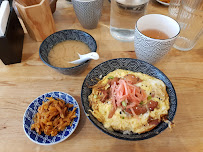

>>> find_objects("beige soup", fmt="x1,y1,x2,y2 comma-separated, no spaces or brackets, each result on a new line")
48,40,91,68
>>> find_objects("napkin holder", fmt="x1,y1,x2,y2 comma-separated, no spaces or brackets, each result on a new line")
15,0,56,42
0,6,24,65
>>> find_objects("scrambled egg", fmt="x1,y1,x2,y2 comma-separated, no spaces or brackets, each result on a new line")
88,69,170,134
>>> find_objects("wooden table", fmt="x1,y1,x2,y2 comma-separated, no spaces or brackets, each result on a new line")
0,0,203,151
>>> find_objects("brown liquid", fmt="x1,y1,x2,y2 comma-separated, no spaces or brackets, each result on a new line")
141,29,169,39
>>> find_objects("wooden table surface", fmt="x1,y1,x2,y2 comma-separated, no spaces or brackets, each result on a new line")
0,0,203,151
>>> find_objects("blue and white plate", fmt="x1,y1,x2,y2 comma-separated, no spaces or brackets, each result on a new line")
23,91,80,145
81,58,177,140
156,0,170,6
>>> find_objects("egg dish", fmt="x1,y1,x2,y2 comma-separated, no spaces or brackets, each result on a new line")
88,69,170,134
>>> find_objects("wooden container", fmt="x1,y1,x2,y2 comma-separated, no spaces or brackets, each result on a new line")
15,0,56,41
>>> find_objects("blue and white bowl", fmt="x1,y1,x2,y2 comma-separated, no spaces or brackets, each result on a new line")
81,58,177,140
39,29,97,75
23,91,80,145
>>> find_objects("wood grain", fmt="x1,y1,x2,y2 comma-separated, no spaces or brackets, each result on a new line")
15,0,56,41
0,0,203,152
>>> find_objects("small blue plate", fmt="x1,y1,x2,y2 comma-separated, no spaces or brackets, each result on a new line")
23,91,80,145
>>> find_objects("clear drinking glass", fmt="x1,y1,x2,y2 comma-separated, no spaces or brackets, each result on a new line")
110,0,149,42
173,0,203,51
168,0,181,19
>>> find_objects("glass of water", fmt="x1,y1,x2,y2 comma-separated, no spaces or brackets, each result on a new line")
173,0,203,51
168,0,182,19
110,0,149,42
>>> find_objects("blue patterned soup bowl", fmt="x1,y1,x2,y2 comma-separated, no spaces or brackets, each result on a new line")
39,29,97,75
81,58,177,140
23,92,80,145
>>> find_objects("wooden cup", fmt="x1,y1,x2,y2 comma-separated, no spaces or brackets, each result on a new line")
15,0,56,41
